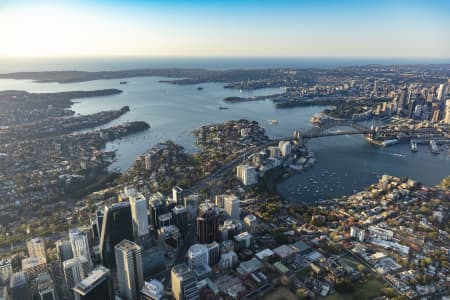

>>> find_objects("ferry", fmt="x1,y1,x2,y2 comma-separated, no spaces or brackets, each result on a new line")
381,139,399,147
429,140,440,154
410,140,418,152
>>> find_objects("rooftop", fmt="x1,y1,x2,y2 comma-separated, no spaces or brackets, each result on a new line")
73,266,110,295
115,239,141,252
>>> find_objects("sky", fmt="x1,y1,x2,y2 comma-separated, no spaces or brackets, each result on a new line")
0,0,449,58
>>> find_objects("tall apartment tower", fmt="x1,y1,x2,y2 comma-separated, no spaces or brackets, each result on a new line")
437,83,447,102
69,228,92,267
114,240,144,300
99,202,134,269
223,195,240,220
73,266,114,300
172,186,184,205
171,264,199,300
445,99,450,124
149,196,165,230
196,202,220,244
236,165,257,186
129,192,150,238
26,237,47,263
56,240,73,262
172,205,188,234
63,256,91,293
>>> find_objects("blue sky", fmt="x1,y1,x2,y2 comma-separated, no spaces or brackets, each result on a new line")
0,0,449,57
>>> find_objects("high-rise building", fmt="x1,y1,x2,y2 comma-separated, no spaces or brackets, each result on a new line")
158,225,182,250
63,256,91,293
278,141,292,157
431,109,441,123
69,228,92,267
214,194,225,208
36,273,56,300
0,258,12,285
243,214,257,233
223,195,240,220
21,256,46,280
114,240,144,300
184,194,199,222
158,213,173,228
73,266,113,300
129,191,150,238
236,165,257,186
9,271,32,300
26,237,46,263
187,244,209,269
234,232,252,248
171,264,199,300
196,202,220,244
149,194,165,230
445,99,450,124
397,87,408,115
172,205,188,234
172,186,184,205
91,209,104,241
56,240,73,263
207,242,220,266
219,251,238,270
140,279,164,300
268,146,281,158
99,202,134,269
437,83,447,101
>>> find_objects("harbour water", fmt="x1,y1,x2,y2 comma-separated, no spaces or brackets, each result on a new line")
0,58,449,203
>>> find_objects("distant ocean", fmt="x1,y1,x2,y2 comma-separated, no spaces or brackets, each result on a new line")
1,57,450,73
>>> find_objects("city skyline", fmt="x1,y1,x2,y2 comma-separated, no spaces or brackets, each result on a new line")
1,0,450,58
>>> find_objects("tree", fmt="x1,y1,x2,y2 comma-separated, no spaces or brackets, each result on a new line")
356,264,366,273
440,175,450,189
381,287,397,298
296,288,310,300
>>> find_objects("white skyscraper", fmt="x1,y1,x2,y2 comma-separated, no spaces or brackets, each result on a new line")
236,165,258,186
278,141,292,157
224,195,240,220
69,228,92,267
115,240,144,300
63,256,90,292
444,99,450,124
437,83,447,101
129,191,150,238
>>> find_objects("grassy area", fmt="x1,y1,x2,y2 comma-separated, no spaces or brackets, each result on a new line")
263,287,297,300
324,278,385,300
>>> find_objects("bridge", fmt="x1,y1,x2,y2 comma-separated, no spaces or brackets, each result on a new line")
190,119,447,194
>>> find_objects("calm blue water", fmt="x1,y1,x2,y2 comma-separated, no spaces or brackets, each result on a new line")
0,57,448,203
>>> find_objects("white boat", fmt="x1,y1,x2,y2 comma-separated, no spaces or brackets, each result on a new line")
268,119,279,125
429,140,440,154
410,140,418,152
